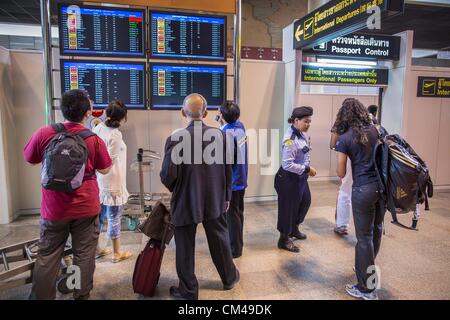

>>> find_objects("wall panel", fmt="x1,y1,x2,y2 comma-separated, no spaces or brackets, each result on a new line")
436,98,450,186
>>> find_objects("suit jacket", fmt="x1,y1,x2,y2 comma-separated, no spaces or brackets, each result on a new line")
160,120,232,227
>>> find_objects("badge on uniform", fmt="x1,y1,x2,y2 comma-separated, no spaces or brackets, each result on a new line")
283,139,294,146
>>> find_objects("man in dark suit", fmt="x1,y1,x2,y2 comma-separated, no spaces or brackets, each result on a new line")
160,93,240,300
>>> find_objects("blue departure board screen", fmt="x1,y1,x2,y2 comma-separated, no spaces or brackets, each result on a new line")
150,63,226,109
61,60,146,109
58,4,145,57
150,11,226,61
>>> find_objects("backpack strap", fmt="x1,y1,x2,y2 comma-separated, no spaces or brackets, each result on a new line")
427,177,433,198
374,124,383,140
424,194,430,211
52,123,66,133
77,129,97,178
77,129,96,140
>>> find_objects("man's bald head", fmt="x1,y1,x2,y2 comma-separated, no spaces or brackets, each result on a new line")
182,93,207,120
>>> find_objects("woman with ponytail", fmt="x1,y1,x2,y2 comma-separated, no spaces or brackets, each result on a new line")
274,106,316,253
93,100,132,263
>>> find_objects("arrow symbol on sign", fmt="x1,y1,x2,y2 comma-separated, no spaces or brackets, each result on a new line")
295,25,303,41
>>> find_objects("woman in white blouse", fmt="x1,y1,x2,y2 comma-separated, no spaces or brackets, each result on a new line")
93,100,131,263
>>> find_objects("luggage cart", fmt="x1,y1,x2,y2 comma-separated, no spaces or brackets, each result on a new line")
0,238,73,294
124,148,170,231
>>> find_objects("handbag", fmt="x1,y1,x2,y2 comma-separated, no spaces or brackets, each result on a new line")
137,201,174,244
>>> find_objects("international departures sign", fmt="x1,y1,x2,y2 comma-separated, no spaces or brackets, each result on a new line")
293,0,404,50
417,77,450,98
301,64,389,86
302,33,401,60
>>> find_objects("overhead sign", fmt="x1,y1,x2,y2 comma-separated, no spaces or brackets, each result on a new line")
301,64,389,86
303,33,400,60
293,0,404,50
417,77,450,98
437,51,450,60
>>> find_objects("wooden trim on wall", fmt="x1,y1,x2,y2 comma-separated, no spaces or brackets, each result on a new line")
85,0,236,13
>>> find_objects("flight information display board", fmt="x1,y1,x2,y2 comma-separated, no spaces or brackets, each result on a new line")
150,63,226,109
61,60,146,109
59,4,145,57
150,11,226,61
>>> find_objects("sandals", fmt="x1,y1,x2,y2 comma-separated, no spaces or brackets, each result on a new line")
112,251,132,263
95,248,112,259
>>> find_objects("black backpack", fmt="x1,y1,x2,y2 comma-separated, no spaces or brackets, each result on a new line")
373,130,433,230
41,123,96,192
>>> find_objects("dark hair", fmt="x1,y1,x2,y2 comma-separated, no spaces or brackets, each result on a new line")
220,100,240,124
334,98,372,144
368,105,378,117
105,100,127,128
287,106,313,124
61,90,91,123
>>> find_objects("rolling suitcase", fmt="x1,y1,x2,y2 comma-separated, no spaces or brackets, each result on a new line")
132,239,163,297
132,206,172,297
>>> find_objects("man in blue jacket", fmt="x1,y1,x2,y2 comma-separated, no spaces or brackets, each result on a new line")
217,101,248,258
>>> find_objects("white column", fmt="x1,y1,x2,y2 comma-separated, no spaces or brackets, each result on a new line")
0,47,14,224
380,30,414,135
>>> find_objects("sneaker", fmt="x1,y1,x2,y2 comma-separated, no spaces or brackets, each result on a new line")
345,284,379,300
334,226,348,235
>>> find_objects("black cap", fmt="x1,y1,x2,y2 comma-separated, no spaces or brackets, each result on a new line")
288,106,313,123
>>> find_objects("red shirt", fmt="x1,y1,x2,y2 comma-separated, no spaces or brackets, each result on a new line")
23,122,112,221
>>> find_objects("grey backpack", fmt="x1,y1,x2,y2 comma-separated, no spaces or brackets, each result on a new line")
41,123,96,192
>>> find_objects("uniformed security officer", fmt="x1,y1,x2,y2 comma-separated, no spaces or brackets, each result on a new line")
274,106,317,253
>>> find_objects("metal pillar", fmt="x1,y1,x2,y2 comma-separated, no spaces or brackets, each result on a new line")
233,0,241,106
40,0,54,124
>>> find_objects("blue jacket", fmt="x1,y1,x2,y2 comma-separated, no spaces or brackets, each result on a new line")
222,120,248,191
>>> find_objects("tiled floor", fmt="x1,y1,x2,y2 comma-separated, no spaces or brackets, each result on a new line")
1,181,449,300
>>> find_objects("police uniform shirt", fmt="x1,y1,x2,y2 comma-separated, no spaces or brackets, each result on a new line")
281,125,311,175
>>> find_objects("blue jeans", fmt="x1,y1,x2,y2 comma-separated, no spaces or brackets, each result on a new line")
99,205,123,240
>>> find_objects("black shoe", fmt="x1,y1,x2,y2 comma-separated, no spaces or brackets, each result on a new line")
223,269,240,290
278,238,300,253
289,229,307,240
232,252,242,259
169,286,197,300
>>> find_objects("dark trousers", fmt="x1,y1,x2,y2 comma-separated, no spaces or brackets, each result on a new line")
226,190,245,257
174,213,237,299
352,181,386,292
275,168,311,234
30,215,99,300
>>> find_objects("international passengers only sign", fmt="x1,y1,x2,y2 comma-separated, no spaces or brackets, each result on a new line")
301,64,389,86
